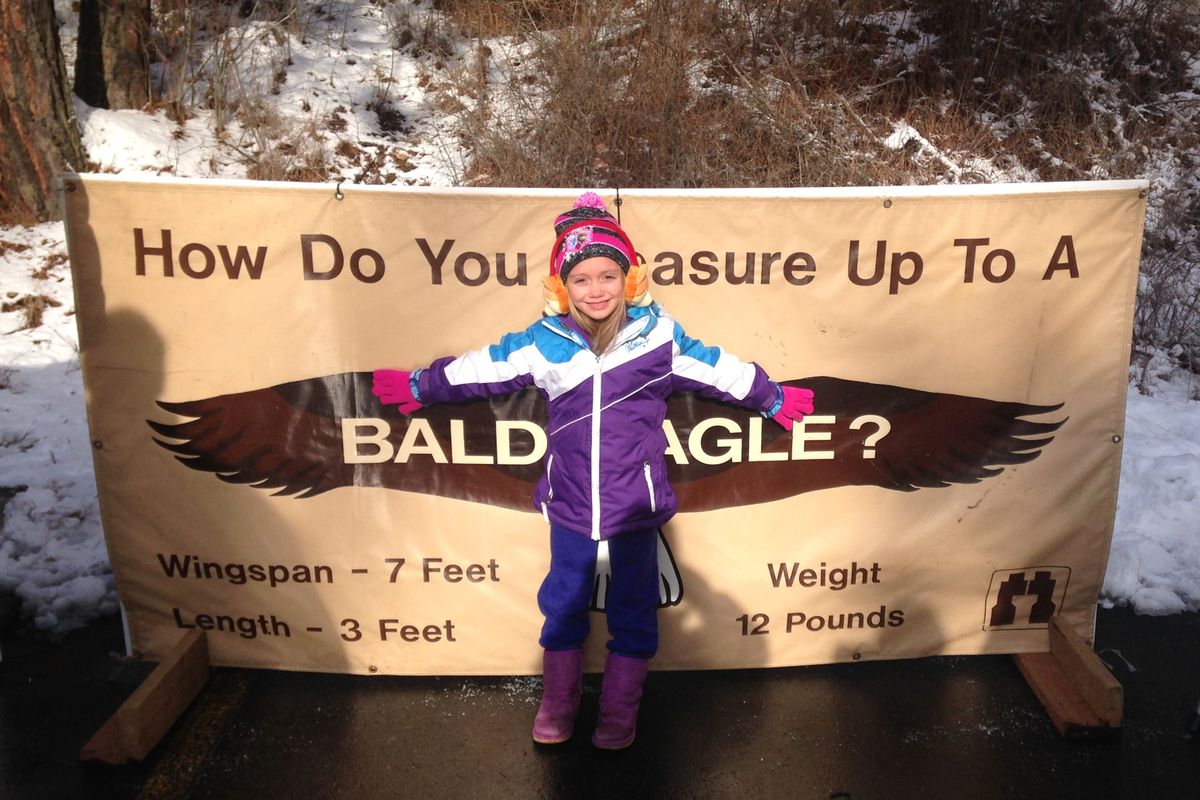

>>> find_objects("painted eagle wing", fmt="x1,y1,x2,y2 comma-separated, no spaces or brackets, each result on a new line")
148,372,540,509
149,374,358,498
149,373,1064,511
671,375,1065,511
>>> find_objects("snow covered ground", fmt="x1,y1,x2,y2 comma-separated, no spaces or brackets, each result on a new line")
1,0,1198,633
1105,374,1200,614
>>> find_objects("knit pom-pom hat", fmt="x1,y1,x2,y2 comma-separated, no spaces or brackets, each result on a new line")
543,191,652,316
550,191,637,279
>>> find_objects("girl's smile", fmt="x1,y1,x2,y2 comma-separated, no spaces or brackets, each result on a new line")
566,256,624,321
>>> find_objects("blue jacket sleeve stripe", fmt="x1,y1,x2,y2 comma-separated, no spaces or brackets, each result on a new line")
420,326,539,404
672,326,757,399
671,322,777,411
420,319,593,404
672,326,723,367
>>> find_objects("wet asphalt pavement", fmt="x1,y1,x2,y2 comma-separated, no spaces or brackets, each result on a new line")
1,605,1197,800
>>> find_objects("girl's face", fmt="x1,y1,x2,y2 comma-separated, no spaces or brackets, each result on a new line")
566,256,624,322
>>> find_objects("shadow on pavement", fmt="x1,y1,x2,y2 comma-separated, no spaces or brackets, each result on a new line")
1,606,1197,800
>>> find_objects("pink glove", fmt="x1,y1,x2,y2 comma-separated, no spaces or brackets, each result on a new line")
372,369,422,415
771,385,815,431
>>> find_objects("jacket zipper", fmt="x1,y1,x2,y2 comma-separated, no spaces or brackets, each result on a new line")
590,353,603,540
541,453,555,522
643,460,657,513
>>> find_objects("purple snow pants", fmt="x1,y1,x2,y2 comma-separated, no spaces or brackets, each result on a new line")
537,524,659,659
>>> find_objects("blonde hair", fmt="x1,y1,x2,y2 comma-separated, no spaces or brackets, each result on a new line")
568,298,625,355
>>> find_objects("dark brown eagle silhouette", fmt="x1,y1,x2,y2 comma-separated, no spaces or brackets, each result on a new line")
147,373,1065,512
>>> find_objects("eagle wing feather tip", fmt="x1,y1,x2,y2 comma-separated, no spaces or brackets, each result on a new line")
152,437,194,455
155,399,202,417
147,420,187,439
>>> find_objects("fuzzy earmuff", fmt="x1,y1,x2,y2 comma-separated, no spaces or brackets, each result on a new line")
542,274,570,317
625,263,652,308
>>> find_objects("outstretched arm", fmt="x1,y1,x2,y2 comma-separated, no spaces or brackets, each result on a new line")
374,323,542,414
671,323,814,428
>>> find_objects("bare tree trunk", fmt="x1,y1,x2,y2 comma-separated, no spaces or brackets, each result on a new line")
0,0,86,224
75,0,150,109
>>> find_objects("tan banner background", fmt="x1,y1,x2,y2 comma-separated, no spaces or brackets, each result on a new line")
61,176,1146,675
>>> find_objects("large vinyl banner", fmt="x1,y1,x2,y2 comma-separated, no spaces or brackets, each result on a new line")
61,176,1147,675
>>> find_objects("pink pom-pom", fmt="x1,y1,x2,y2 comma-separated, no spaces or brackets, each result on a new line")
574,191,607,210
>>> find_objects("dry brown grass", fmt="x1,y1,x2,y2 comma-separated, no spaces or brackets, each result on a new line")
437,0,604,36
437,0,1197,191
2,294,62,331
448,0,925,188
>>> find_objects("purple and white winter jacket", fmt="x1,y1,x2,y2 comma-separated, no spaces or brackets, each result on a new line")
414,304,781,541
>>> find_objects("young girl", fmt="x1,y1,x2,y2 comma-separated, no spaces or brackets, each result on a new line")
373,192,814,749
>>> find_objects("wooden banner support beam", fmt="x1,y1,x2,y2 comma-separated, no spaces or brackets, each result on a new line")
80,629,210,764
1014,615,1123,741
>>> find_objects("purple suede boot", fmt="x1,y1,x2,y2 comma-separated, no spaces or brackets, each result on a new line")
532,649,584,744
591,653,649,750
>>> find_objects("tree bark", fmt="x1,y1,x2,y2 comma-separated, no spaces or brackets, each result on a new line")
75,0,150,110
0,0,87,223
